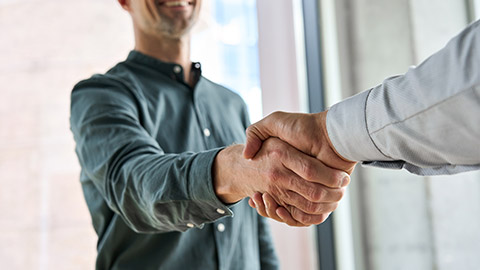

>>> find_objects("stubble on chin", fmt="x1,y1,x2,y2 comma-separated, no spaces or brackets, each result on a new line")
153,9,198,39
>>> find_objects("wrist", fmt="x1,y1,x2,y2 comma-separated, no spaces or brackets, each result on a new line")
212,145,246,203
317,110,357,173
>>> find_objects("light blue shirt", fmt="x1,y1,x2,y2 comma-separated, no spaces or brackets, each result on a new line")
327,19,480,175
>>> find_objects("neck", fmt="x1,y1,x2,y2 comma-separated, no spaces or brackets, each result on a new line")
134,28,194,86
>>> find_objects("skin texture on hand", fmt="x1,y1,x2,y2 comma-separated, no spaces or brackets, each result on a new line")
243,110,357,226
244,111,356,173
213,138,349,225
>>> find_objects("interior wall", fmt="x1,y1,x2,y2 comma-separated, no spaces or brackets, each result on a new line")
0,1,133,269
0,0,317,269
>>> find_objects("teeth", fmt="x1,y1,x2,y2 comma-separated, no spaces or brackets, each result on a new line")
164,1,189,7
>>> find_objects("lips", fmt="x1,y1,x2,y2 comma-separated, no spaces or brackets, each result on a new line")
159,1,193,7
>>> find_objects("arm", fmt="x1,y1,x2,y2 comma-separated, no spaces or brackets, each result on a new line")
243,20,480,225
71,79,347,232
213,139,349,226
245,19,480,175
327,19,480,175
71,80,229,233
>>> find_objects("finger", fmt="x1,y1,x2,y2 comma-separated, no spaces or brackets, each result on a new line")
276,206,308,227
280,190,341,214
248,197,256,208
281,144,350,188
262,193,284,223
244,124,265,159
252,193,268,217
243,112,284,159
275,170,346,203
286,205,332,225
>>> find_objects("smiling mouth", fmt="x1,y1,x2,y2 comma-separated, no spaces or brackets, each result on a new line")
160,1,193,7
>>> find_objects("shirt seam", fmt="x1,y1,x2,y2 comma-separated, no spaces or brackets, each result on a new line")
364,88,393,160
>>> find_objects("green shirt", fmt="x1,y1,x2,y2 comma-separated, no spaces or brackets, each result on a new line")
70,51,278,270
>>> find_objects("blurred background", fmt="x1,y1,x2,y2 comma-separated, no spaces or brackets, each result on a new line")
1,0,479,269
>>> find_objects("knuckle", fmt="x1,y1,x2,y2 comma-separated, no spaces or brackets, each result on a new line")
292,208,310,224
334,171,347,188
335,188,346,201
309,187,324,202
307,202,322,214
271,111,283,118
266,168,281,183
305,201,316,213
287,177,298,191
302,161,316,180
268,147,283,160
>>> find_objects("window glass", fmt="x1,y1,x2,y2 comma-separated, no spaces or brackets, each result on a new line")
191,0,263,123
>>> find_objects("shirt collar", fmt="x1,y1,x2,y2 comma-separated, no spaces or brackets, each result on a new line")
126,50,202,86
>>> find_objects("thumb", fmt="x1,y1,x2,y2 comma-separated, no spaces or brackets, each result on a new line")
243,124,266,159
243,112,284,159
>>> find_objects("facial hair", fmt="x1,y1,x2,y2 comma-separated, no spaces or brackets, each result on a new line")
154,7,199,39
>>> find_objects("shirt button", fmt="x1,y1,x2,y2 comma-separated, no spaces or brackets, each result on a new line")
194,63,201,69
217,223,225,232
203,128,211,137
187,223,195,228
216,208,226,215
173,65,182,74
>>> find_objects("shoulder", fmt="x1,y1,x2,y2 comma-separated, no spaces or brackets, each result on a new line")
70,63,143,115
73,62,134,93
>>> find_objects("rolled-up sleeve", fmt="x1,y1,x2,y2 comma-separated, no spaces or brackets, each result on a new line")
70,79,232,233
327,19,480,175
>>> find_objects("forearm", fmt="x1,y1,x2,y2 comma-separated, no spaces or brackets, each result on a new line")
72,87,231,233
327,19,480,174
78,136,231,232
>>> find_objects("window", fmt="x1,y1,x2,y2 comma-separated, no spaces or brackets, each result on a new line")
192,0,263,123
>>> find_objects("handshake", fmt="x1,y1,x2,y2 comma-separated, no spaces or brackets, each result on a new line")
213,110,357,227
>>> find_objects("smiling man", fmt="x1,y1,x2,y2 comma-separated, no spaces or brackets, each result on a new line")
70,0,347,269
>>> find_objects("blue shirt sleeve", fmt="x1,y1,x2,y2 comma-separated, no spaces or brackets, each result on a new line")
70,79,232,233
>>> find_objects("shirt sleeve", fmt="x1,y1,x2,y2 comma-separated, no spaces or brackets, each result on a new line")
70,78,232,233
257,216,279,270
326,19,480,176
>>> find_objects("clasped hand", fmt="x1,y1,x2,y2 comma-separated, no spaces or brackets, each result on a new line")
242,111,357,226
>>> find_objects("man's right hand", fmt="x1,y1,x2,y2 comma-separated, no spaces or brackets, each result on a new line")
242,111,357,226
244,110,356,174
213,138,350,226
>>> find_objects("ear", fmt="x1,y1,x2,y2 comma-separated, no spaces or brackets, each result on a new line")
117,0,131,11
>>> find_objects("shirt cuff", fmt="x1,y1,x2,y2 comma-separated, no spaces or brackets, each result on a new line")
326,89,390,162
188,148,234,224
